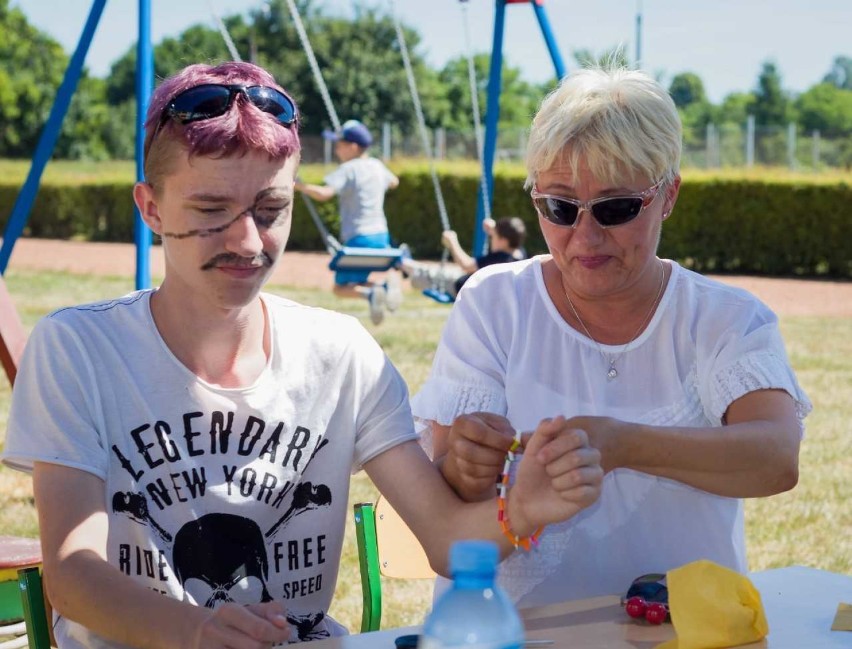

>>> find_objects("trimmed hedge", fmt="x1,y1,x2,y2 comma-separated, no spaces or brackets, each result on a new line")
0,182,135,242
1,170,850,277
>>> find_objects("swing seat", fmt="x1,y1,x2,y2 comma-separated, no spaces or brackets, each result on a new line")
421,288,455,304
328,247,406,273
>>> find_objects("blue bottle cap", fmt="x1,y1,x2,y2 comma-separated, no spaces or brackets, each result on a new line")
449,540,499,577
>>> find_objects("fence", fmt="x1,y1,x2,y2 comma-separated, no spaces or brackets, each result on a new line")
682,119,852,171
300,120,852,171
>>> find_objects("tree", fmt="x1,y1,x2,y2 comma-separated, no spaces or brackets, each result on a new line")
105,22,245,106
717,92,755,125
752,61,790,126
0,0,109,159
795,83,852,137
823,55,852,91
246,1,443,135
436,54,543,132
668,72,706,109
54,76,113,160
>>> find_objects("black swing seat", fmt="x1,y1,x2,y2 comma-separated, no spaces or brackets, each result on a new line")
328,246,406,273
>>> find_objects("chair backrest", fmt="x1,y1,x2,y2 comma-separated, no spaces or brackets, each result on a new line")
17,567,51,649
353,497,435,633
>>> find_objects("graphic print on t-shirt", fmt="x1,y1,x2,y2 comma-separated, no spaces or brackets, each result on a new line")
109,409,334,641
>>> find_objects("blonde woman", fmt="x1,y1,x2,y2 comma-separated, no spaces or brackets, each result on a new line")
413,66,811,606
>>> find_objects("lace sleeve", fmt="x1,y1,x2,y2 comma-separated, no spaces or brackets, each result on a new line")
412,377,506,429
705,350,812,430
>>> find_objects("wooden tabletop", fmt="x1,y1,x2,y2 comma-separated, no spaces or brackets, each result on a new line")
298,566,852,648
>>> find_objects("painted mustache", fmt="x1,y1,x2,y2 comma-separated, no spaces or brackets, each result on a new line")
201,253,272,271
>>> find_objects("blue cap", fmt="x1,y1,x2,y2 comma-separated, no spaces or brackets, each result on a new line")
449,540,498,577
322,119,373,147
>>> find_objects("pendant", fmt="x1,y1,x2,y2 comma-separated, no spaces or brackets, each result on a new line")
607,365,618,381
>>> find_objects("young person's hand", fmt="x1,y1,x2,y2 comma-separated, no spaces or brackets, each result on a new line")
440,230,460,250
508,416,603,535
192,601,290,649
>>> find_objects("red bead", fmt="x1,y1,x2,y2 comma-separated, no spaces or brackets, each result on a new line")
624,597,646,619
645,603,668,625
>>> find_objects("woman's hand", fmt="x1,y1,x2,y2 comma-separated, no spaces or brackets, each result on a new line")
438,412,517,502
563,415,627,473
191,601,290,649
509,417,604,536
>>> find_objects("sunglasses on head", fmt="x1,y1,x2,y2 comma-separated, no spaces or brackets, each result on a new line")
531,179,664,229
146,84,297,156
164,83,297,126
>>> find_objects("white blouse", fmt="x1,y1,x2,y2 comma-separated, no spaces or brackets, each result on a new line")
412,257,811,607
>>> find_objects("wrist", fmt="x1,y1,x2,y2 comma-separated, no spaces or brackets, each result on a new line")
180,604,213,649
501,488,543,551
497,433,543,550
613,421,645,471
505,487,535,537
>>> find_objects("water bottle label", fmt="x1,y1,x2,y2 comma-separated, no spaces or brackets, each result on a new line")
418,639,522,649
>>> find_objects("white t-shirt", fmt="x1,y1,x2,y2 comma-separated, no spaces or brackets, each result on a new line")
324,157,395,242
2,290,417,646
412,257,811,608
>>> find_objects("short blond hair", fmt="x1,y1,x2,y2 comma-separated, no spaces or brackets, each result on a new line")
525,67,681,189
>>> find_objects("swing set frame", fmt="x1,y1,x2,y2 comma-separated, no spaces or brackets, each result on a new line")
0,0,567,308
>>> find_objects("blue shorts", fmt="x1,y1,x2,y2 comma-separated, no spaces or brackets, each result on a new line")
335,232,392,285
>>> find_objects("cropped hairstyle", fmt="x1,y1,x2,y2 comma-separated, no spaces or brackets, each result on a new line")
494,217,527,250
525,67,681,189
143,62,300,188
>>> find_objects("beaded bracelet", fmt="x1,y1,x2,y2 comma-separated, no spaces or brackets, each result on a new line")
496,431,544,551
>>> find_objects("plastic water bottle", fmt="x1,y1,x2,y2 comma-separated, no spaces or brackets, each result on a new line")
419,540,524,649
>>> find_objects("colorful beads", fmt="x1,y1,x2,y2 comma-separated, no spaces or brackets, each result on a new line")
497,430,543,551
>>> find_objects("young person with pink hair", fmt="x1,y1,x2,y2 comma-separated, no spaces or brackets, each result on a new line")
2,61,604,648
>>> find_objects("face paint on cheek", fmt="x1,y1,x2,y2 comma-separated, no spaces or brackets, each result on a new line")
162,212,245,240
163,194,292,240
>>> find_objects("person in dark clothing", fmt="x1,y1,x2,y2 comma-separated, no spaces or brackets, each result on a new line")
403,216,527,299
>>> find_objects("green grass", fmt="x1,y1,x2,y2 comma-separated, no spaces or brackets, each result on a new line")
0,269,849,633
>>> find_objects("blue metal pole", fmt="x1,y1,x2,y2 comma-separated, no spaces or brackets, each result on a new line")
0,0,108,275
135,0,153,290
531,1,566,79
473,0,507,257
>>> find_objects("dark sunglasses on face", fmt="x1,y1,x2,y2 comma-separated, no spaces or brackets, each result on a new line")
531,179,665,229
146,84,297,157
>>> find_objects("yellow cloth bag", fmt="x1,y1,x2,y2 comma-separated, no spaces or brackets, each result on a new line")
656,559,769,649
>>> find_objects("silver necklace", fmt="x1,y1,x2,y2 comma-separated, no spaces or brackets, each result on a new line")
564,260,666,381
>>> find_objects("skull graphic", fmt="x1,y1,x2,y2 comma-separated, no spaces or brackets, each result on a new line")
173,513,274,608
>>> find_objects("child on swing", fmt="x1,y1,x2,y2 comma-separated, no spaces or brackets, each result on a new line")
295,120,402,324
401,216,527,300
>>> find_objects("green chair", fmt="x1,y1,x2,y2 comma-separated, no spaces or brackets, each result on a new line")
13,501,431,644
353,497,435,633
16,568,50,649
0,536,42,649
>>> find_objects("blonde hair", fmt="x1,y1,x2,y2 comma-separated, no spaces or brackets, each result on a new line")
525,67,681,189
